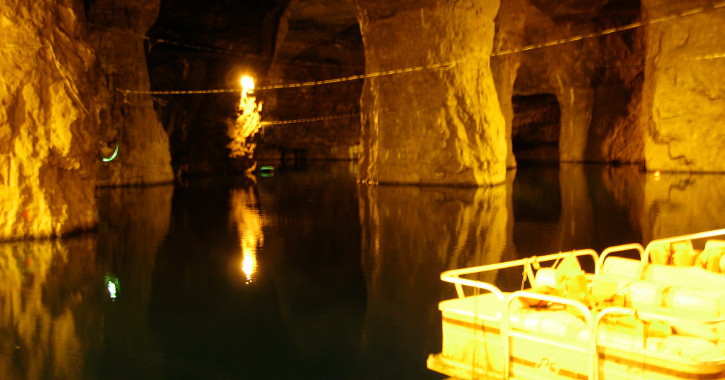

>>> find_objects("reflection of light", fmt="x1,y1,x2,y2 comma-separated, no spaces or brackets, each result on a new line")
231,187,263,284
104,274,120,300
259,166,274,178
241,248,257,284
103,144,119,162
654,170,661,181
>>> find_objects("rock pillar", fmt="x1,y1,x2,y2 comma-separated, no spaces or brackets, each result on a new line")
641,0,725,172
88,0,173,185
353,0,507,186
491,0,526,169
0,0,98,240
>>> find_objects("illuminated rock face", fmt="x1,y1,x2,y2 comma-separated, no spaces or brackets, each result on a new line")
0,0,98,240
505,0,644,165
353,0,507,186
87,0,173,185
641,0,725,172
491,0,527,168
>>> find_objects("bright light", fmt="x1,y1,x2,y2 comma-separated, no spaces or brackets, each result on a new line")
240,76,255,93
104,274,120,300
653,170,661,181
107,282,117,299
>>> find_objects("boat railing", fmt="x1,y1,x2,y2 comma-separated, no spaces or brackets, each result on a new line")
639,228,725,278
595,243,644,275
503,291,598,380
441,249,599,299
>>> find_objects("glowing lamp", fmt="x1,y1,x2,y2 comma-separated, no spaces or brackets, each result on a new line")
240,76,255,93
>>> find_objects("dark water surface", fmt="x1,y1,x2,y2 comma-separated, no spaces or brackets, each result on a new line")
1,162,723,379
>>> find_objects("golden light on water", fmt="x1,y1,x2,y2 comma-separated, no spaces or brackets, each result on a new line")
230,187,263,284
241,248,257,284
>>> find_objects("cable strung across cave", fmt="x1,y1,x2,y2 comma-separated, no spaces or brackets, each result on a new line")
260,113,358,126
117,1,725,97
116,58,462,96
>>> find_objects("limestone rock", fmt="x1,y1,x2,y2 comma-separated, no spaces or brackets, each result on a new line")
501,0,643,164
641,0,725,172
353,0,507,186
87,0,173,185
146,1,286,176
492,0,527,168
258,0,363,162
0,0,98,240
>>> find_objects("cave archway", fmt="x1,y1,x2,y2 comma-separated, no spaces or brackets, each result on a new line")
511,93,561,163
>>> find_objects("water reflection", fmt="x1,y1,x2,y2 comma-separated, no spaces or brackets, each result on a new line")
0,236,98,380
0,184,173,380
229,186,263,284
357,183,512,379
0,163,721,379
641,171,725,240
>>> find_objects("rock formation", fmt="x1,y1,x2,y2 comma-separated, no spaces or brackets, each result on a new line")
640,0,725,172
257,0,363,162
146,1,286,176
0,0,98,240
86,0,173,186
353,0,507,186
491,0,527,168
501,0,644,165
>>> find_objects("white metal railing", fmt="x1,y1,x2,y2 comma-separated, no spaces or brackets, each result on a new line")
639,228,725,279
596,243,644,276
436,229,725,380
441,249,599,299
503,291,597,380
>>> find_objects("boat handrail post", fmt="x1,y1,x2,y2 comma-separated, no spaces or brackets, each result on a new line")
596,243,644,275
503,291,595,380
440,274,505,300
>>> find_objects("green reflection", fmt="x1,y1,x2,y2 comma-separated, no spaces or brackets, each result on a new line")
104,274,121,300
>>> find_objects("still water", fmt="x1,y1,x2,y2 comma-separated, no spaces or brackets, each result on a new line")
1,162,723,379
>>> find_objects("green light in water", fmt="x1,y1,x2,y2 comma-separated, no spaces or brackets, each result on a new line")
104,274,121,300
103,145,119,162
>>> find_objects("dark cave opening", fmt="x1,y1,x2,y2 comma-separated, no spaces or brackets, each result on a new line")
512,93,561,163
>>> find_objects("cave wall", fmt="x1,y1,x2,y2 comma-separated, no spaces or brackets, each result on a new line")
641,0,725,172
491,0,527,168
146,0,287,176
505,0,644,165
0,0,98,240
258,0,364,162
353,0,507,186
87,0,173,186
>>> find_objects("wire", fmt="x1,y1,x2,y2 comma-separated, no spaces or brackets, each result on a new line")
116,2,725,96
117,58,461,96
260,113,358,126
